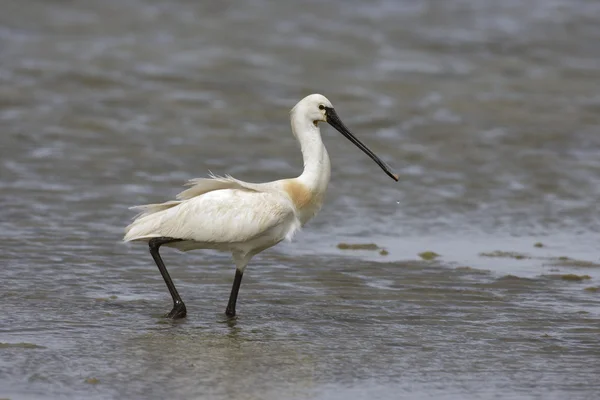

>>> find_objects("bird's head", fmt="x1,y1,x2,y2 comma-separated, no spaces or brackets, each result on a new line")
292,94,399,182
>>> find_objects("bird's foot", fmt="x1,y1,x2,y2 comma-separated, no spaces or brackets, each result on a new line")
225,307,236,318
165,301,187,319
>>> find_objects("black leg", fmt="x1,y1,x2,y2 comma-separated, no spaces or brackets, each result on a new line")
225,269,244,317
148,237,187,319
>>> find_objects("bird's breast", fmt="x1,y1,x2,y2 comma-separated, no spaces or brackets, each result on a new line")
282,179,325,225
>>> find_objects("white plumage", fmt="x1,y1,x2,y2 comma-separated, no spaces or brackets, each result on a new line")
124,94,397,319
124,175,302,253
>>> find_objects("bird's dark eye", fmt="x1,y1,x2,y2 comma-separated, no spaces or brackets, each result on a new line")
319,105,325,110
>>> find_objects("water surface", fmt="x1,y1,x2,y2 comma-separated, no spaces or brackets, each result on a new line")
1,0,600,399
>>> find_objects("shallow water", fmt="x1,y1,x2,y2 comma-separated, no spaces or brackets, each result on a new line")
1,0,600,399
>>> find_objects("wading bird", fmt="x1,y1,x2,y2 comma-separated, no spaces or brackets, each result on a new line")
124,94,398,319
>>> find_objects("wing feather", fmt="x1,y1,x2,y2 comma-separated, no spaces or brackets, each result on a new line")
124,189,296,245
177,173,261,200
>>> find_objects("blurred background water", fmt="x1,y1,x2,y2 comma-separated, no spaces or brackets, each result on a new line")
1,0,600,399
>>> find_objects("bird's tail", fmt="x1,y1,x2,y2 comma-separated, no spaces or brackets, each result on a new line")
123,200,180,242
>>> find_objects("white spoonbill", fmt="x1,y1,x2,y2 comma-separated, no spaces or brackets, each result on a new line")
124,94,398,319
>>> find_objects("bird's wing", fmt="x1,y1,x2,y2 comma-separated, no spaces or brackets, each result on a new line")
177,173,264,200
124,189,299,245
129,173,266,219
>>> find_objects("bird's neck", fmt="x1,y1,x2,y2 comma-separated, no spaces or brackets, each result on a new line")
291,114,331,194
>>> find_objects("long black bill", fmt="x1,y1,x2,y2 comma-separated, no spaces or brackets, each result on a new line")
325,107,399,182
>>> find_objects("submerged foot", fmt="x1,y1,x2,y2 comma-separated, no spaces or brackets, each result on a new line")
165,301,187,319
225,307,236,318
